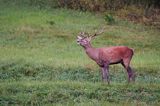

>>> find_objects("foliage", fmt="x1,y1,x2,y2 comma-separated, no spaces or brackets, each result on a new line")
0,0,59,9
104,14,115,25
0,0,159,11
58,0,160,11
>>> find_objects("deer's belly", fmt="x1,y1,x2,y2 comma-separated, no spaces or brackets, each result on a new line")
108,57,122,64
109,60,122,65
96,58,122,67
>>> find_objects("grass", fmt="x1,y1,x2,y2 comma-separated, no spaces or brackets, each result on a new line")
0,3,160,106
1,81,160,105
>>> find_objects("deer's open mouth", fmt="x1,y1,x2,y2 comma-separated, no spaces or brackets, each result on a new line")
77,40,80,44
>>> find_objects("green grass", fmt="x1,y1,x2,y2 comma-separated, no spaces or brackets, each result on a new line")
1,81,160,106
0,4,160,106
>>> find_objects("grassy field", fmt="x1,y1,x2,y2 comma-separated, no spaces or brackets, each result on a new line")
0,4,160,106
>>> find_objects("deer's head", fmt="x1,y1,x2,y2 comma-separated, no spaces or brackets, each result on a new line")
77,32,91,47
77,28,105,48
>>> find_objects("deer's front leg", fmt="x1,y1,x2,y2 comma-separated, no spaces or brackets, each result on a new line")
101,65,110,84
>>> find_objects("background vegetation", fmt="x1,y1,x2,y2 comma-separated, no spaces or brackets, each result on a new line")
0,0,160,106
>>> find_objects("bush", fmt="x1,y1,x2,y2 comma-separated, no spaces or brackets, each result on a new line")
0,0,59,9
104,14,115,25
58,0,160,12
1,0,159,11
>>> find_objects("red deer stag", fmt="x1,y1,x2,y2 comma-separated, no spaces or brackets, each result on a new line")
77,28,135,84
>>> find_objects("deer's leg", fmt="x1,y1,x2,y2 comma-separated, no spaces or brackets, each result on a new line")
101,64,110,84
122,59,135,83
128,66,135,82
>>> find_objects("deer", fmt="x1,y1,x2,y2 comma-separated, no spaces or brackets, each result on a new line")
76,28,135,84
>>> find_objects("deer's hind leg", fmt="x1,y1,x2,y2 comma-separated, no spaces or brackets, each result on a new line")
121,58,135,83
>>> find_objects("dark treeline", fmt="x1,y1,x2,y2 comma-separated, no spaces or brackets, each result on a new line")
58,0,160,11
0,0,159,11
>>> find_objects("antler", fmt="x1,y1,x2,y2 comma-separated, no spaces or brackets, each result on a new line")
78,32,90,38
77,27,105,39
91,27,105,38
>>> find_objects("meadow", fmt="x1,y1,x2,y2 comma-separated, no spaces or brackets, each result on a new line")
0,3,160,106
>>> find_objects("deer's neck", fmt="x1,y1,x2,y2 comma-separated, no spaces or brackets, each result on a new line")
84,45,99,61
83,43,92,49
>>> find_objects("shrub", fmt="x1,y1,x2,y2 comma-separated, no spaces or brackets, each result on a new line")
104,14,115,25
